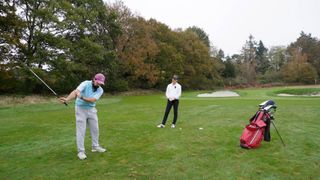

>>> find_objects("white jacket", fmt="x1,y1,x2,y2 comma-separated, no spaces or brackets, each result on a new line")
165,83,182,100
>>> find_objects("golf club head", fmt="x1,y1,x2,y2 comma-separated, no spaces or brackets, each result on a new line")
263,104,276,112
259,100,276,114
259,100,275,108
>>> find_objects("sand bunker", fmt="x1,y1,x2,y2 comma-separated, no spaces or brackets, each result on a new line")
277,93,296,97
197,90,240,97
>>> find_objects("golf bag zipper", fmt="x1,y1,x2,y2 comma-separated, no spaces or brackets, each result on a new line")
249,129,260,145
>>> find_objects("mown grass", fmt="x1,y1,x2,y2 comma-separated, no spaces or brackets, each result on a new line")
0,86,319,179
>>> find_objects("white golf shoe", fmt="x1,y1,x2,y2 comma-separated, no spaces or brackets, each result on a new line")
77,152,87,160
157,124,165,128
171,124,175,128
92,146,106,153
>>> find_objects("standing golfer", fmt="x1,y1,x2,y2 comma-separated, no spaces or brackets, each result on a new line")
60,73,106,160
157,75,182,128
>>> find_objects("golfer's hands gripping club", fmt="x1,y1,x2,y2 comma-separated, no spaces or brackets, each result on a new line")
59,89,80,106
59,97,68,106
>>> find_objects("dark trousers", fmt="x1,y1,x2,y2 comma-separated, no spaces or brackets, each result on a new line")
162,99,179,125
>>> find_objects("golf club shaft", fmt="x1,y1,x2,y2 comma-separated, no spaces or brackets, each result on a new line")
271,121,285,147
23,63,68,106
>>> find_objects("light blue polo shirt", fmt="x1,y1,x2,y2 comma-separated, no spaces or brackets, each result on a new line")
75,80,103,108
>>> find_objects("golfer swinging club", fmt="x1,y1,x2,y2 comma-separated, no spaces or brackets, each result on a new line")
60,73,106,160
157,75,182,128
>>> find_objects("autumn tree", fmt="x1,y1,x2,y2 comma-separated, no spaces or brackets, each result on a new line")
107,3,160,88
287,31,320,77
282,48,317,84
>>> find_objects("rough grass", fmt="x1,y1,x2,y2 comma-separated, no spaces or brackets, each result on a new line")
0,86,319,179
274,88,320,95
0,95,57,106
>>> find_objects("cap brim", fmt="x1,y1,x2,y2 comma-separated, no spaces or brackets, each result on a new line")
96,80,104,85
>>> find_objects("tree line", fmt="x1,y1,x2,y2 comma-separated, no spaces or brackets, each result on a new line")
1,0,320,94
222,33,320,86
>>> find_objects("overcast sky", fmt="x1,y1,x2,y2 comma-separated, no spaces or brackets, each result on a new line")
105,0,320,55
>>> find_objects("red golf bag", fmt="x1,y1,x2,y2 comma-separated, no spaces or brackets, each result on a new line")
240,109,272,149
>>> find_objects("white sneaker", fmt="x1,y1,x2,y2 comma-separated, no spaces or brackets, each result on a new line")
171,124,175,128
157,124,165,128
92,146,106,153
77,152,87,160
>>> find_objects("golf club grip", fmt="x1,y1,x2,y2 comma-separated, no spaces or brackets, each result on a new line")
55,96,68,106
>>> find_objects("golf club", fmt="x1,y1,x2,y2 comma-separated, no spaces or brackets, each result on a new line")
22,61,68,106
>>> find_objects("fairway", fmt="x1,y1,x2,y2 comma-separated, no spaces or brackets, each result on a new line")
0,87,319,179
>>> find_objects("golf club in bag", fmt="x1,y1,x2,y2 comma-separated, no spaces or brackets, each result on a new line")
240,100,285,149
22,61,68,106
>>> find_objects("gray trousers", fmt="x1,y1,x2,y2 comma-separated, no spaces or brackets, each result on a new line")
75,106,100,152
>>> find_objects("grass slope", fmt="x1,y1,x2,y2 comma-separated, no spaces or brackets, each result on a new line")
0,87,319,179
274,88,320,95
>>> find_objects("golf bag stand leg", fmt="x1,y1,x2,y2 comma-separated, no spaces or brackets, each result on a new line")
271,121,286,147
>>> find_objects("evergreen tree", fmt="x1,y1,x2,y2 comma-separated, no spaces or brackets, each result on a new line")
256,40,269,74
240,34,257,83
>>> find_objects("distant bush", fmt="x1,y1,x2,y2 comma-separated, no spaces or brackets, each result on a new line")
106,79,129,92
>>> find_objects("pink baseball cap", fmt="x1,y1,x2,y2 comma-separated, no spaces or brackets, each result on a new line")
94,73,105,85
